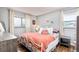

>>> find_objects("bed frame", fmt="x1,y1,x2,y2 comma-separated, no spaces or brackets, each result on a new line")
46,36,59,52
18,33,59,52
18,37,41,52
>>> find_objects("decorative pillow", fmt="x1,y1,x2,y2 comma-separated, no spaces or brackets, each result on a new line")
47,28,53,35
41,30,49,34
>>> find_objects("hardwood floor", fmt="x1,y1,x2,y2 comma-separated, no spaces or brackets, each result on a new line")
53,45,75,52
17,43,75,52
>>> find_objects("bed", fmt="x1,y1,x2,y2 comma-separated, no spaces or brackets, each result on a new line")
18,28,59,52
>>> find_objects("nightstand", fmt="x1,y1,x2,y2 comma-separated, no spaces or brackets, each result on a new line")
60,36,70,47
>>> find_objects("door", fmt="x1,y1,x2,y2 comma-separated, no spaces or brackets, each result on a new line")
77,16,79,52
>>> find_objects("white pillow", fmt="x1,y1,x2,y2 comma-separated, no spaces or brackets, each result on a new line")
39,27,53,35
0,23,5,32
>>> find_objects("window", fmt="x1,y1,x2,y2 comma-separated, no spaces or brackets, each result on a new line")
14,17,25,27
64,14,76,29
22,18,25,27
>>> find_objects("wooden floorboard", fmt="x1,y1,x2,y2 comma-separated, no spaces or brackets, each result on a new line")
17,43,75,52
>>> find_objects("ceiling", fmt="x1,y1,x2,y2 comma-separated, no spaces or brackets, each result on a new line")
9,7,77,16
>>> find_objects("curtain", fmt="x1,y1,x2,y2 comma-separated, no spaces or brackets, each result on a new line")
8,9,15,34
60,10,64,37
25,14,32,32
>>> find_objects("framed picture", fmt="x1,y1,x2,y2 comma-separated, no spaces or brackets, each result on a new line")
32,20,36,25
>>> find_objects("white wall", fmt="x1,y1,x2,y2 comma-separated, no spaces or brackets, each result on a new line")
37,11,60,30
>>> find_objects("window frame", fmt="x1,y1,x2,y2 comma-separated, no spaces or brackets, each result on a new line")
14,16,25,28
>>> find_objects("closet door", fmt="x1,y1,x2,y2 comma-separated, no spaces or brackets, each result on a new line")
77,16,79,52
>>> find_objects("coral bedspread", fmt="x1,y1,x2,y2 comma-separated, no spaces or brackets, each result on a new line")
21,32,55,52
